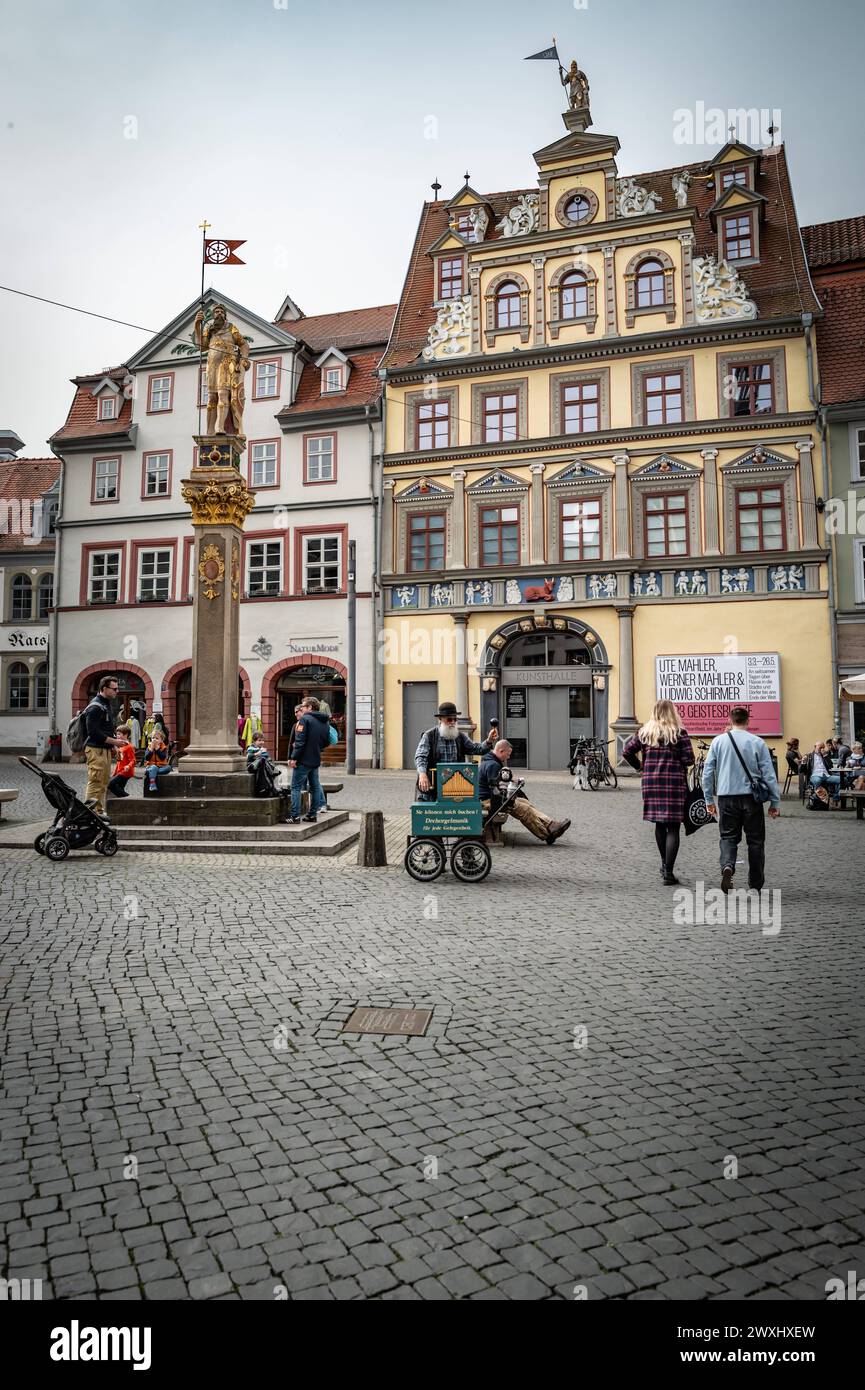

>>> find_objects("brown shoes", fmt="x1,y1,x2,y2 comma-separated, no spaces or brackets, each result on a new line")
546,819,571,844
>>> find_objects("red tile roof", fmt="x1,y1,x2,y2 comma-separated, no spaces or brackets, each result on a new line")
384,146,820,368
278,304,396,352
806,262,865,406
802,217,865,268
52,367,132,445
0,457,60,552
282,349,383,416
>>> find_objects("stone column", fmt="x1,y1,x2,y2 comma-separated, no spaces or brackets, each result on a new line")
452,611,471,731
611,603,639,759
602,243,618,337
529,463,546,563
381,478,395,574
180,436,254,775
679,230,697,326
796,440,819,547
701,447,721,555
613,452,631,558
469,265,482,355
531,253,547,347
451,469,467,568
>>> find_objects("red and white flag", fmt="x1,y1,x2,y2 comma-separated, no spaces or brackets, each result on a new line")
203,238,246,266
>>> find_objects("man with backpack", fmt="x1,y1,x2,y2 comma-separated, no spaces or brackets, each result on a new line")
76,676,125,818
287,697,331,823
414,702,497,801
702,705,780,893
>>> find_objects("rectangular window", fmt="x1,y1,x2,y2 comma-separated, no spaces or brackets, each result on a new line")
561,498,601,561
416,400,450,450
723,213,753,260
857,541,865,604
305,434,335,482
323,367,343,393
93,457,119,502
483,392,519,443
729,361,774,416
137,548,172,602
439,257,464,300
199,366,210,408
721,168,748,190
561,381,600,434
736,486,784,551
253,360,279,399
247,540,283,597
88,550,121,604
35,665,49,711
408,512,446,571
143,452,170,497
645,493,688,557
304,534,341,592
480,506,520,566
97,396,116,421
644,372,684,426
852,425,865,482
9,667,30,710
250,441,278,487
148,374,173,412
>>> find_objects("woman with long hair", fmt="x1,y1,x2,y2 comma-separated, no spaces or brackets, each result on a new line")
622,700,695,885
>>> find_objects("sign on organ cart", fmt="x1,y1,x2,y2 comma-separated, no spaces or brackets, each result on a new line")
656,653,782,735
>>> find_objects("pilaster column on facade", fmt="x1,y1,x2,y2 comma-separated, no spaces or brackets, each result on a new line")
529,463,546,564
701,448,721,555
451,611,471,730
469,265,482,355
531,253,547,347
602,244,618,337
678,230,697,326
451,469,467,568
611,603,639,761
381,478,396,575
612,453,631,559
796,440,819,547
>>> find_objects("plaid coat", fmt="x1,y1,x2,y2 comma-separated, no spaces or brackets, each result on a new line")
622,731,695,823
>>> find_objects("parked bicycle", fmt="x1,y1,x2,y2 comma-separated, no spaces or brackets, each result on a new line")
568,737,618,790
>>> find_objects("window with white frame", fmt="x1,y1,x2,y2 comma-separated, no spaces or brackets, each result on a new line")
323,366,343,393
247,541,283,597
137,548,172,602
88,550,121,604
857,540,865,604
143,452,170,497
199,366,210,407
94,457,119,501
850,424,865,482
250,441,278,487
97,396,117,421
148,375,173,411
304,534,340,592
305,434,334,482
254,361,279,399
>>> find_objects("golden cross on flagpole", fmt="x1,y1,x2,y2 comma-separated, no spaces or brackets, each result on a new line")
199,219,212,231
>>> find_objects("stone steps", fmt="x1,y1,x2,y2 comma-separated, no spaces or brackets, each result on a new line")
117,811,349,842
114,822,359,857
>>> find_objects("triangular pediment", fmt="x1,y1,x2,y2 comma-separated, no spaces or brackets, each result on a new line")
314,346,351,369
396,478,453,499
91,377,121,398
467,468,529,492
445,184,487,210
722,446,797,472
425,228,470,255
533,129,620,170
548,460,611,483
708,141,760,168
632,454,701,477
126,289,300,370
709,185,767,224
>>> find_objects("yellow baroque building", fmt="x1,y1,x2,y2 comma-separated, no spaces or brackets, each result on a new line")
379,78,832,770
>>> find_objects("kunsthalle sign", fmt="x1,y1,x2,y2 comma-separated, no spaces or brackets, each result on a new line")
656,652,782,735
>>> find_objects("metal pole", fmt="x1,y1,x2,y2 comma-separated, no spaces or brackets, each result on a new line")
347,538,356,775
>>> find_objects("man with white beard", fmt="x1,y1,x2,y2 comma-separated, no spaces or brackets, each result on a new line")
414,701,497,801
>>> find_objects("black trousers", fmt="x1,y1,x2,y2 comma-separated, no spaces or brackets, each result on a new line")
717,794,766,889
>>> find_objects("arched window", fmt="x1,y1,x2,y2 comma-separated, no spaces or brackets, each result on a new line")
560,271,589,320
495,281,522,330
37,573,53,618
34,662,49,711
563,195,591,225
11,574,32,622
635,258,666,308
8,662,30,710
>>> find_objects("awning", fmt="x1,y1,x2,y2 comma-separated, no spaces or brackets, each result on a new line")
840,673,865,701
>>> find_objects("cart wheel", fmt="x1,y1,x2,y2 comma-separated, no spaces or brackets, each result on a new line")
450,839,492,883
95,831,118,857
33,833,47,855
586,759,602,789
606,767,618,789
44,834,70,862
404,838,446,882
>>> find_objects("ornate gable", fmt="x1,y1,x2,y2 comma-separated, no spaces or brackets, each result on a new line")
631,454,700,478
396,478,453,500
466,468,529,493
548,460,611,485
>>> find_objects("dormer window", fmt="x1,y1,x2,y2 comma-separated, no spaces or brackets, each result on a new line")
721,167,749,191
454,213,473,236
97,396,117,421
438,256,465,301
722,212,754,261
323,366,344,394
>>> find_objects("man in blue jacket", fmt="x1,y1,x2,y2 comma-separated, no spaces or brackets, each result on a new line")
288,696,331,823
702,705,780,893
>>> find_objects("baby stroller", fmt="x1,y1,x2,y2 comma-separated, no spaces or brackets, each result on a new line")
18,756,119,861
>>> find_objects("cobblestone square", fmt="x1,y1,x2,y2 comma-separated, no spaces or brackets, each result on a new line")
1,761,863,1300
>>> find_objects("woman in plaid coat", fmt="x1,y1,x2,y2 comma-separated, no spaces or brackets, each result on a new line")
622,701,695,886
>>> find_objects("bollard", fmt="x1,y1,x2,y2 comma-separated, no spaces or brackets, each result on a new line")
357,810,387,867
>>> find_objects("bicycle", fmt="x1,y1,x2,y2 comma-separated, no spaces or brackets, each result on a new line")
585,738,618,790
689,740,712,791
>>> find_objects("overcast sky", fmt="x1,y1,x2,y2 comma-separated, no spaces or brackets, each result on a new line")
2,0,864,455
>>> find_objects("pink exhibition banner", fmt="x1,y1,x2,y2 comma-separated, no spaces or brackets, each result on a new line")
656,653,782,736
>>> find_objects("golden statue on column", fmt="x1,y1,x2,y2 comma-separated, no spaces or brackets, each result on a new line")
194,303,250,438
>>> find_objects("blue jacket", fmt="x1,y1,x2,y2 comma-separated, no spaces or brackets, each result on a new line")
292,711,331,769
84,694,116,749
702,728,780,809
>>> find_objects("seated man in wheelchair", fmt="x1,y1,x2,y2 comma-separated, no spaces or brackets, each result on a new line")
478,739,570,845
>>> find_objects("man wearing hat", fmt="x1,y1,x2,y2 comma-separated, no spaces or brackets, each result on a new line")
414,702,497,801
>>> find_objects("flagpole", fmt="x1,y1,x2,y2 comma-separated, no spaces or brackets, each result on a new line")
197,219,211,440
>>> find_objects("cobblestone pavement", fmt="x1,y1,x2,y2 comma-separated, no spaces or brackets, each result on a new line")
1,760,864,1301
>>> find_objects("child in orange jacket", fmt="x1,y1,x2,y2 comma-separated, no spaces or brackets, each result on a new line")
108,725,137,798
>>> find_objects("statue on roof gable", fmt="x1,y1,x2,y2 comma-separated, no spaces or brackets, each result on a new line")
496,193,540,239
561,58,590,111
616,177,663,217
671,170,692,208
467,205,489,243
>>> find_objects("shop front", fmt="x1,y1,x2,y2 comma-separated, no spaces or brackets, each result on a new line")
272,661,347,761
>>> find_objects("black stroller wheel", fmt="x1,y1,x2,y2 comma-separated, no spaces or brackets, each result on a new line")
33,833,47,855
404,838,446,882
44,834,70,862
450,839,492,883
95,831,118,857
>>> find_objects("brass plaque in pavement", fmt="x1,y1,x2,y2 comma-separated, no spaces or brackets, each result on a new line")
342,1007,433,1037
